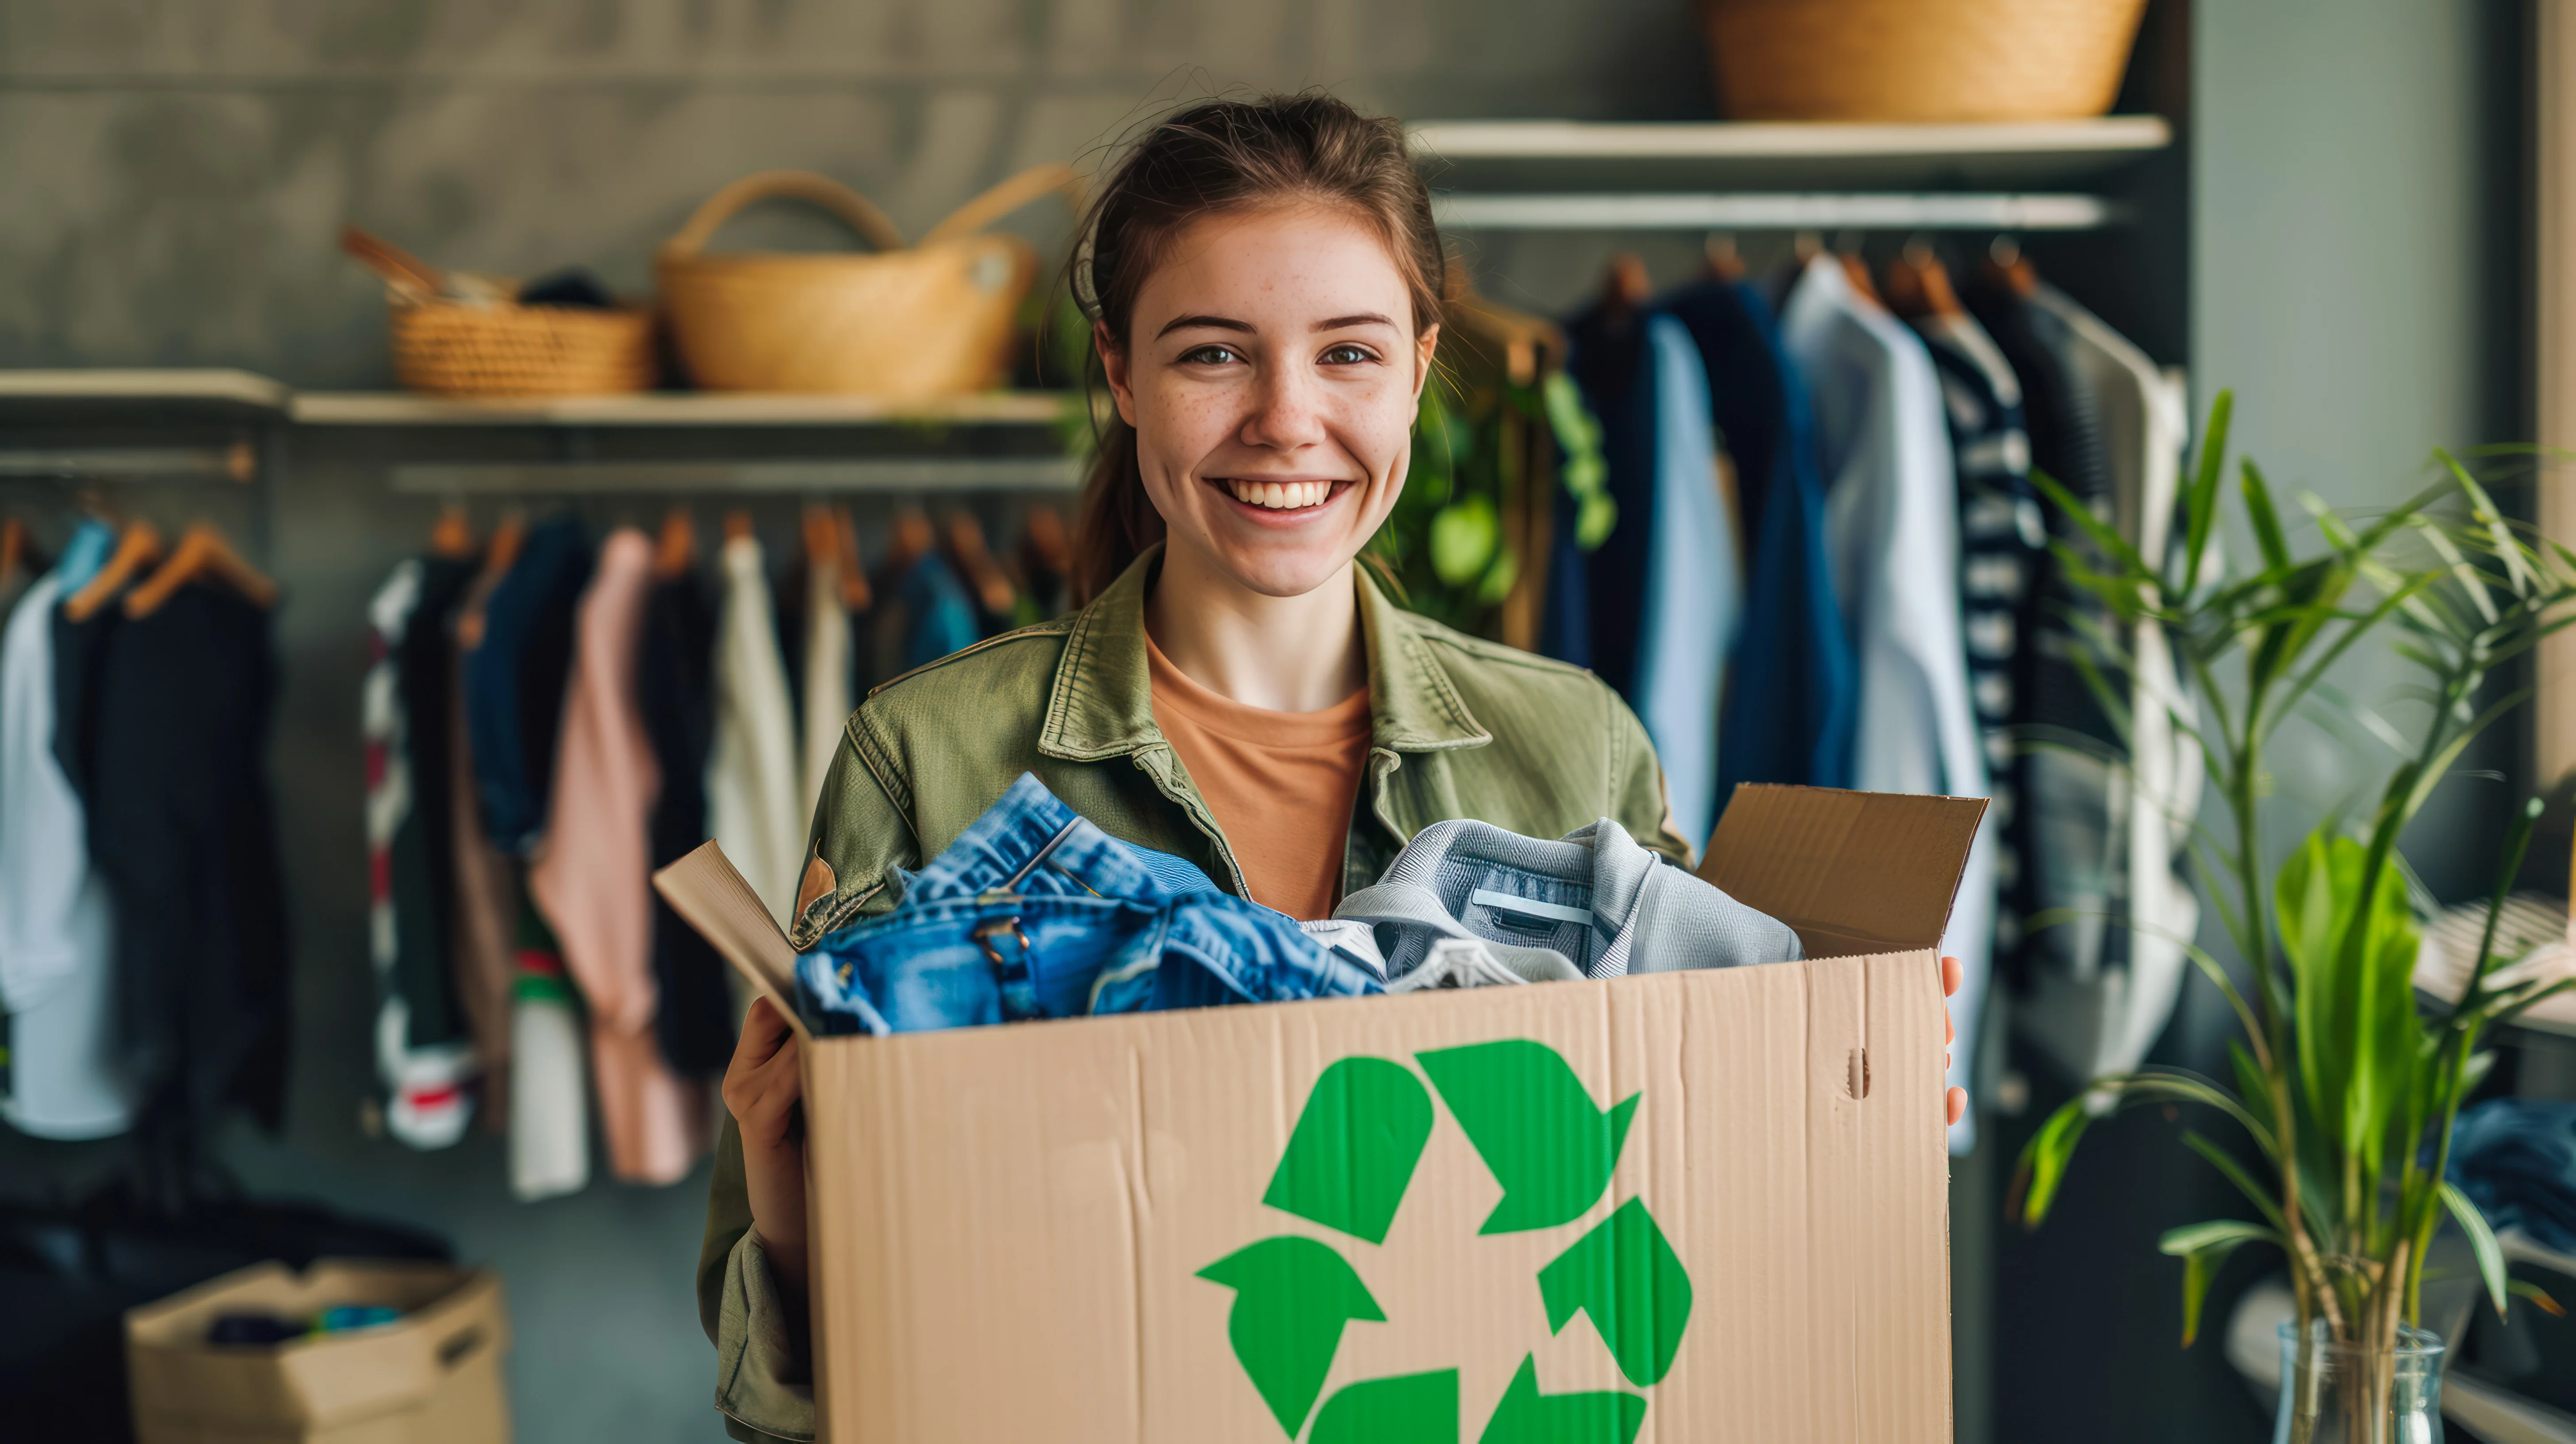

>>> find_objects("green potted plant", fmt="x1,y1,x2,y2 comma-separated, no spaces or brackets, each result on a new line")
2009,393,2576,1442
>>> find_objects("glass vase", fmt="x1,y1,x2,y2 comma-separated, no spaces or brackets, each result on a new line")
2273,1320,2445,1444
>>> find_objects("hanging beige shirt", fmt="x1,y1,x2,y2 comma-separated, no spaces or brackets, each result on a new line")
529,529,707,1186
799,552,851,828
708,534,804,927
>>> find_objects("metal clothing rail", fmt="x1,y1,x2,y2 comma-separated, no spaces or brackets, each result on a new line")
1430,191,2118,231
0,439,259,482
389,456,1084,495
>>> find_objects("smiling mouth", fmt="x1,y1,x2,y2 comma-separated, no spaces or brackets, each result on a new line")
1214,478,1348,511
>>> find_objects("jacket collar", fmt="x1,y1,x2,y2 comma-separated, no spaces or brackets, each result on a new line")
1038,545,1491,761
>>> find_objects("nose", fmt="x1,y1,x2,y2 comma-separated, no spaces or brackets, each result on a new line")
1238,356,1327,452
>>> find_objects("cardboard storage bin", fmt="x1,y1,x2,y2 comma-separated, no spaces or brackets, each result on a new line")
660,783,1982,1442
126,1260,509,1444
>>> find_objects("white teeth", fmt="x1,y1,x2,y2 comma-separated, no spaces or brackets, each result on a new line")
1226,480,1331,510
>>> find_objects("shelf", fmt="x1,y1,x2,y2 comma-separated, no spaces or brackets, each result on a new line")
0,439,258,483
2445,1371,2576,1444
2504,1230,2576,1280
1431,192,2116,232
390,456,1084,495
0,372,1080,430
1410,116,2172,191
293,390,1078,428
0,369,293,420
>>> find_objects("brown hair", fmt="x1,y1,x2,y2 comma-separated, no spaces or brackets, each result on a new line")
1066,91,1445,604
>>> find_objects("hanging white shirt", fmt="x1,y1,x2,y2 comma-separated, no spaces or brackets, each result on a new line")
708,534,805,928
1783,254,1993,1154
2025,285,2202,1085
0,572,137,1139
799,551,853,831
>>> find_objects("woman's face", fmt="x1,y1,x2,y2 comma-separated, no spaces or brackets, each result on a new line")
1100,202,1438,599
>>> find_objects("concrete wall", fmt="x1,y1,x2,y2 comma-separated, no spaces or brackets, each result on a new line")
0,3,2530,1442
0,5,1717,1443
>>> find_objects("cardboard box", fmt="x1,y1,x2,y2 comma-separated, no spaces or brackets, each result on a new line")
125,1260,510,1444
659,783,1982,1442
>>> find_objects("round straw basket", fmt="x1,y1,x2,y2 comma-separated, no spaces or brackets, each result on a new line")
1701,0,2150,122
389,297,656,397
657,165,1078,397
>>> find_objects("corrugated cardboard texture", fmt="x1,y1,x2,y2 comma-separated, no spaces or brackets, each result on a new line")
1700,784,1989,959
657,782,1975,1442
803,956,1948,1441
125,1260,510,1444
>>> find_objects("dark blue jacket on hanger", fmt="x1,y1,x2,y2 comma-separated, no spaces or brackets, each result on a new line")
1680,279,1855,798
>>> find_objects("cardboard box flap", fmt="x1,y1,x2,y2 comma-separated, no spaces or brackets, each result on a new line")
652,841,807,1039
1697,784,1988,958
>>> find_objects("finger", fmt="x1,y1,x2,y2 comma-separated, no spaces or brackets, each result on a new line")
1947,1008,1955,1047
1941,955,1962,999
730,1036,805,1114
1947,1087,1967,1127
740,995,793,1061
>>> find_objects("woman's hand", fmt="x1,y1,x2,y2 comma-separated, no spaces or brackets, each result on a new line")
723,995,809,1308
1941,954,1967,1129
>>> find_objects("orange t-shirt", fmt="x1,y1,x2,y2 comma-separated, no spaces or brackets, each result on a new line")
1145,631,1372,921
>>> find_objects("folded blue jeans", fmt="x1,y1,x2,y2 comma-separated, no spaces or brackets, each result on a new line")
797,773,1380,1035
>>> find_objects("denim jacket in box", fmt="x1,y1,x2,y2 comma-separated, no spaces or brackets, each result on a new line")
796,773,1378,1034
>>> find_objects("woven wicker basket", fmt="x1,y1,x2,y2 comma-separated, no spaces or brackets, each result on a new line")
1702,0,2150,123
389,297,656,397
657,165,1077,397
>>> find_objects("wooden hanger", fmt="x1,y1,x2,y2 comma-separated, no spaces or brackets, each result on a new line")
64,519,165,622
801,504,838,580
942,510,1017,617
479,509,527,581
655,506,698,579
1021,506,1070,580
882,507,932,577
1702,232,1746,283
125,520,280,618
1983,235,2039,299
429,503,476,560
1599,254,1652,321
1883,241,1965,321
831,507,872,611
1835,231,1883,307
0,518,24,593
723,509,754,544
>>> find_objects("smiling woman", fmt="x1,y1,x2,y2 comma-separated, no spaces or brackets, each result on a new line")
696,91,1967,1444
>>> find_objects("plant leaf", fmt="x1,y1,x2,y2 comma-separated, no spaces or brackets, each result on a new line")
2508,1279,2566,1317
2181,391,2233,597
2182,1130,2288,1235
2240,458,2293,571
2009,1095,2097,1227
2158,1219,2280,1347
2440,1181,2511,1318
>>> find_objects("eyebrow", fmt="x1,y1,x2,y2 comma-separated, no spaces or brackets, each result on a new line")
1152,311,1401,340
1155,314,1253,339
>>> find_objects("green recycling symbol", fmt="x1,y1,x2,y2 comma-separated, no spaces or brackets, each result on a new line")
1197,1040,1692,1442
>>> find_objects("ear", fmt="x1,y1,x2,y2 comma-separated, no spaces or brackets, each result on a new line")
1411,323,1441,402
1096,321,1139,427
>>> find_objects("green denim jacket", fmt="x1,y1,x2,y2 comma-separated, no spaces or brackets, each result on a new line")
698,547,1684,1442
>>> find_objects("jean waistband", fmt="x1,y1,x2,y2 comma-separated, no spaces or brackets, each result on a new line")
904,772,1223,907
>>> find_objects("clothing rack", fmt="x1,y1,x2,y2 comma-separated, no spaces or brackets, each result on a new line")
388,457,1082,495
0,440,260,483
1432,192,2117,231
